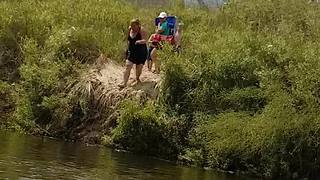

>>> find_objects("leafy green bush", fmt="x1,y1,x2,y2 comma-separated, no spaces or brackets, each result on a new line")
0,0,147,133
0,81,15,128
188,102,320,178
2,0,320,178
157,0,320,178
112,101,176,157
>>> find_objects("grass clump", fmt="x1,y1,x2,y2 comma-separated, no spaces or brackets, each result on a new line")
0,0,150,132
2,0,320,179
0,81,15,129
149,0,320,178
111,100,177,158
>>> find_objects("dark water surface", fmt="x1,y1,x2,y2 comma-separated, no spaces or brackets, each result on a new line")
0,132,254,180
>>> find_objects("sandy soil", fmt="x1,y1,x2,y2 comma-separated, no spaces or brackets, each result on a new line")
66,57,161,143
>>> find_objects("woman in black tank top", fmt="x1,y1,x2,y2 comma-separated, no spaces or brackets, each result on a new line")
127,28,148,65
119,19,148,88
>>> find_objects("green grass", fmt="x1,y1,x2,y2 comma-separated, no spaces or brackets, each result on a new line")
156,0,320,178
0,0,155,132
2,0,320,178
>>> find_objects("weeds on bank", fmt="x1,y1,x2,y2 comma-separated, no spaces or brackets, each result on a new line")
2,0,320,178
113,0,320,178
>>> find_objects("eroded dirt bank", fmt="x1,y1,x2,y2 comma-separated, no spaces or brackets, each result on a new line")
56,56,161,144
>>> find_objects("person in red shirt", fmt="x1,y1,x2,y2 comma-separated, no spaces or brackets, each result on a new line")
147,33,162,73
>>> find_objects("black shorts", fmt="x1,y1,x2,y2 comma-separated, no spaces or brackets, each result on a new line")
127,46,148,65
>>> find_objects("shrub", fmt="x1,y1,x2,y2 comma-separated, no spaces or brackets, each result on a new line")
112,101,175,157
190,103,320,178
158,0,320,178
0,81,15,128
2,0,320,178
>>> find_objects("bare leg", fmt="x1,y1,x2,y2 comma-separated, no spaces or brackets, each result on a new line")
151,48,160,74
119,60,133,88
136,64,143,83
147,48,153,71
147,59,152,71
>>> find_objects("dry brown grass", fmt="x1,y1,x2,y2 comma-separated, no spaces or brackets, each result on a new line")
69,54,161,112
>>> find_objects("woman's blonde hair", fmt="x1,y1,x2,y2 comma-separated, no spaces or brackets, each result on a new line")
130,18,141,26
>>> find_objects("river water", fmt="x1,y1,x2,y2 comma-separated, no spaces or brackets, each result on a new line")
0,132,254,180
0,1,245,180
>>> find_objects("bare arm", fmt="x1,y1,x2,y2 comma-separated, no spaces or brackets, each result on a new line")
156,27,164,34
148,34,154,44
135,28,147,44
157,22,166,34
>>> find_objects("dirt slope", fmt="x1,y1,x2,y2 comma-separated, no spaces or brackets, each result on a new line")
64,56,161,143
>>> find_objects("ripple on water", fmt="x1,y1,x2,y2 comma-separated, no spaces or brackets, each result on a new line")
0,132,254,180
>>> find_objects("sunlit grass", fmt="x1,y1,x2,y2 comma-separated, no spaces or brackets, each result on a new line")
2,0,320,178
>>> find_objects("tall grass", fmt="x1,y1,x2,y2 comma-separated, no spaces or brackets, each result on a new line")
155,0,320,178
0,0,158,132
111,0,320,178
2,0,320,178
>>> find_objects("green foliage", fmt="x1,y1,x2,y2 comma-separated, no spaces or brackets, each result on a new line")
12,87,35,131
188,106,320,178
0,0,148,132
160,32,265,114
2,0,320,178
160,56,195,114
112,101,176,157
155,0,320,178
0,81,15,129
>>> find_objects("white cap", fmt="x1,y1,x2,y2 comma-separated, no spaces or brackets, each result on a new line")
158,12,167,18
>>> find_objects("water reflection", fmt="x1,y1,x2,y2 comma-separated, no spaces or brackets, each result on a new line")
0,132,253,180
